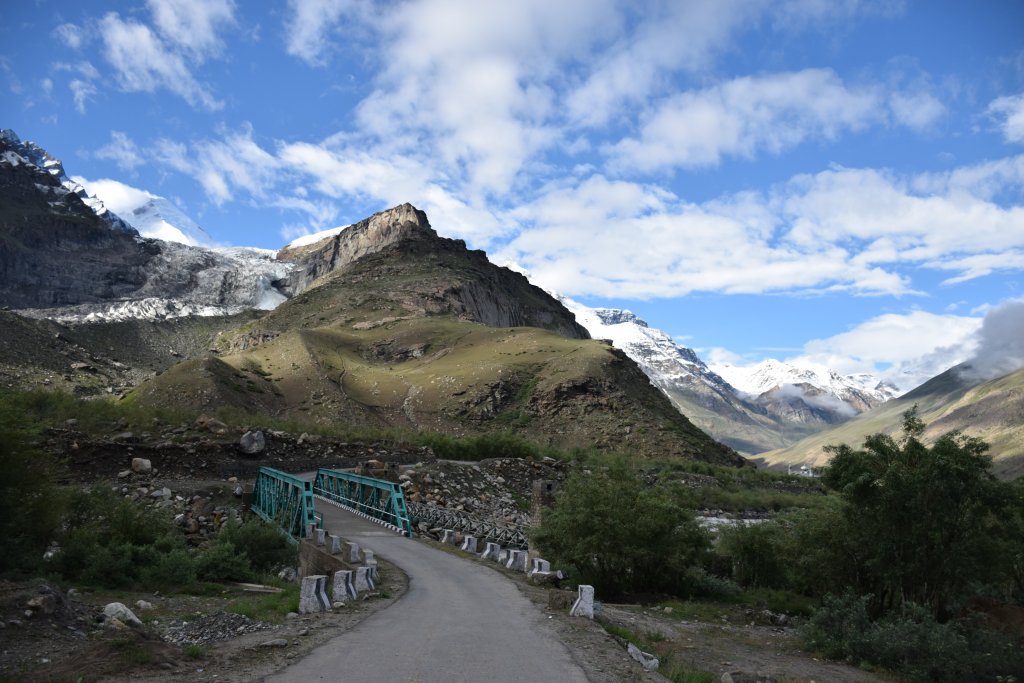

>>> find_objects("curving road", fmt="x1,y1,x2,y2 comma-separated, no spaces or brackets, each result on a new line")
264,502,591,683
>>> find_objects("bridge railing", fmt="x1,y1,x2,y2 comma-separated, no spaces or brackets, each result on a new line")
251,466,318,543
313,468,413,536
407,501,528,549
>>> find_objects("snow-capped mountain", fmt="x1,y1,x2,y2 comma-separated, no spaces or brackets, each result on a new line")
558,298,733,397
0,129,135,234
75,177,214,246
554,293,897,453
0,129,292,322
713,359,900,407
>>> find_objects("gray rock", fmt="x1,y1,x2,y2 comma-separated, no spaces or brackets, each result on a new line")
259,638,289,648
627,642,659,671
103,602,142,627
130,457,152,473
135,600,154,611
239,430,266,455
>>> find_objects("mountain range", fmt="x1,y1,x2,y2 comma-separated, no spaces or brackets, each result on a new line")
554,297,897,454
3,129,1019,472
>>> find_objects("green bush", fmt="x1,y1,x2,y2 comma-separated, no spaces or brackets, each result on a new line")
218,519,295,574
717,522,788,588
196,541,254,582
532,465,709,598
821,408,1016,619
0,394,66,575
146,548,197,587
802,593,1024,682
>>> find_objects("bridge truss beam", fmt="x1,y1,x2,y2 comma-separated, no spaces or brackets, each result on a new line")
251,466,320,543
314,468,413,536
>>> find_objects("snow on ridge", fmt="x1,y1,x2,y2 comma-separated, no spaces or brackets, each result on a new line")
711,358,898,403
286,224,351,249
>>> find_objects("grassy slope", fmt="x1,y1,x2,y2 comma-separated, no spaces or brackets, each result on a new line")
132,312,740,463
757,364,1024,477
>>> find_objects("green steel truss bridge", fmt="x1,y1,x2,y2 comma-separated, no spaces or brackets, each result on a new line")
250,466,322,542
252,467,525,549
312,467,414,536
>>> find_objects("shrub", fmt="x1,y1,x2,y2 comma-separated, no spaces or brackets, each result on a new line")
218,519,295,574
803,593,1024,682
717,522,788,589
531,465,709,598
146,548,197,587
0,394,65,575
195,541,253,582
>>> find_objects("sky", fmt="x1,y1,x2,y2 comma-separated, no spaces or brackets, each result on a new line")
2,0,1024,391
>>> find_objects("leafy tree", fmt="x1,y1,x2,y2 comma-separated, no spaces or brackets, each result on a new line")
531,465,708,598
821,407,1013,619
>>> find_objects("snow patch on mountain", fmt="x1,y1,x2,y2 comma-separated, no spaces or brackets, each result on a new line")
712,358,899,404
73,177,214,246
286,224,351,248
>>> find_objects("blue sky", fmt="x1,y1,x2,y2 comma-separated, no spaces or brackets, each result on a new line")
2,0,1024,390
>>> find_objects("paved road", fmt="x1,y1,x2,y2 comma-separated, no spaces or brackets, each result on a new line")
265,502,591,683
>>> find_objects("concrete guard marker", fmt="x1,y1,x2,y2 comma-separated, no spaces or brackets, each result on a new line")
332,570,357,602
528,558,550,577
570,585,594,619
300,575,331,613
363,550,379,581
328,534,343,555
481,542,501,561
347,541,361,564
505,550,528,572
460,535,478,553
354,566,375,592
315,528,327,546
441,529,457,545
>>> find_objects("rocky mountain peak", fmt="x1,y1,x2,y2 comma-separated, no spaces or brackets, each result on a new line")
275,203,435,295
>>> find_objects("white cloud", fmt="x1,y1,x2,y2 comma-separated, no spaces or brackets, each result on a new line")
53,61,101,113
352,0,617,196
147,0,235,58
54,23,85,50
962,298,1024,381
889,89,946,132
987,93,1024,144
499,154,1024,299
154,126,279,204
99,12,222,110
608,69,881,171
75,176,154,214
284,0,371,66
795,310,982,390
94,131,142,171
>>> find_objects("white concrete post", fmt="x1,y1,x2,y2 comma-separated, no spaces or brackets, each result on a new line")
570,585,595,619
315,528,326,546
300,575,331,613
347,541,361,563
481,542,501,561
460,536,478,553
332,570,357,603
441,529,456,545
328,534,342,555
354,566,374,592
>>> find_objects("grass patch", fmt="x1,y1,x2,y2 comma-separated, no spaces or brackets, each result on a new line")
227,584,300,623
183,644,206,659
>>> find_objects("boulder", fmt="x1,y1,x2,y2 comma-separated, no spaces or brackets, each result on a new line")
103,602,142,628
130,457,152,474
239,430,266,455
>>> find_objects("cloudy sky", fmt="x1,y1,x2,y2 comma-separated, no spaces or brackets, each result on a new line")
2,0,1023,390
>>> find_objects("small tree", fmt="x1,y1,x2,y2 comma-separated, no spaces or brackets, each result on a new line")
821,407,1012,619
531,465,708,598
